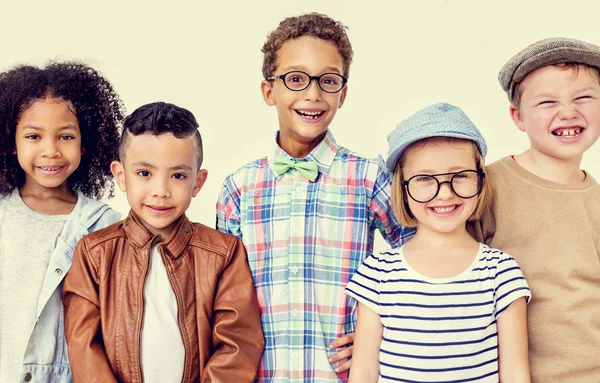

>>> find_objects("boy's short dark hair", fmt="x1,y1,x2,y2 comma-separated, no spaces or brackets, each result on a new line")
119,102,203,169
261,13,354,79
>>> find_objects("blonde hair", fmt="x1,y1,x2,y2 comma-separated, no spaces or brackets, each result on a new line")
512,63,600,109
391,137,492,227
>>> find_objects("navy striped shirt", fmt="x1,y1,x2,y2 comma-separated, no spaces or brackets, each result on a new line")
345,244,530,383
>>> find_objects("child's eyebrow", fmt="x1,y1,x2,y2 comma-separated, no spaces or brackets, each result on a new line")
534,87,597,99
281,65,342,74
20,124,78,131
574,87,598,94
532,92,557,99
409,166,474,174
132,161,157,169
170,164,194,172
131,162,193,173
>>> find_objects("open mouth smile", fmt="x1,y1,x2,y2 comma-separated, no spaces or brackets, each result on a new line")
552,127,584,137
37,165,66,175
295,109,325,120
429,205,460,216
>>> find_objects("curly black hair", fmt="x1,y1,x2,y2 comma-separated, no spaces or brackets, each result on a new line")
0,61,125,198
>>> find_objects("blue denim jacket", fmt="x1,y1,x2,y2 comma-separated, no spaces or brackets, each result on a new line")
16,193,120,383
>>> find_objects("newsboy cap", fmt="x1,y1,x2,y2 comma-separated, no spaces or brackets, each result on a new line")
386,103,487,172
499,37,600,101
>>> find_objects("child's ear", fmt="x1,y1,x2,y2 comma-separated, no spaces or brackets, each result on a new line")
338,85,348,109
509,104,526,132
261,80,276,106
110,161,127,192
81,147,86,155
192,169,208,197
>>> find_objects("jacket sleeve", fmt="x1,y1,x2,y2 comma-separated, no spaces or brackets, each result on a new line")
62,238,117,383
203,237,264,383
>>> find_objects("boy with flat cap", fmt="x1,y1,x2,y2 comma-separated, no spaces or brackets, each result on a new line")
469,38,600,382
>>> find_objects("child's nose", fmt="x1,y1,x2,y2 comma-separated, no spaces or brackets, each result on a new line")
42,140,61,158
436,181,454,200
558,102,578,120
152,179,170,198
303,79,322,102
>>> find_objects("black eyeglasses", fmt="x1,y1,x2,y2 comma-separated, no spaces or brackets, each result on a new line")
266,71,348,93
403,170,485,203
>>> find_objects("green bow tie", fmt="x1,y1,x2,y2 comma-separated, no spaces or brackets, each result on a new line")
272,157,319,181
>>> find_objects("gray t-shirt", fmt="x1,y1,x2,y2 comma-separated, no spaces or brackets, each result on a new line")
0,190,68,383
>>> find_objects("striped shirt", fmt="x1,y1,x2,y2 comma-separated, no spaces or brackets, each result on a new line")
216,131,415,382
345,244,531,383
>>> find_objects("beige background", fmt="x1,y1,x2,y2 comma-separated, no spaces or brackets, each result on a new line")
1,0,599,233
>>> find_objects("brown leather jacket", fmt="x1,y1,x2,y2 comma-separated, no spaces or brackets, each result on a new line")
62,211,264,383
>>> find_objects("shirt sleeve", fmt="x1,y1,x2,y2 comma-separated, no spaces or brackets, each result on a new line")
345,252,384,315
216,176,242,238
370,157,416,248
494,253,531,319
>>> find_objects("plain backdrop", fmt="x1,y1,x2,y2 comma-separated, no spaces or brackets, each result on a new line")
1,0,598,242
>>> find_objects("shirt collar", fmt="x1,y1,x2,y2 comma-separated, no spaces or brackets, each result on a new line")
267,130,339,180
122,210,193,259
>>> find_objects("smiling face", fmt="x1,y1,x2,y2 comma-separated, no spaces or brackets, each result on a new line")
15,97,82,195
261,35,348,158
510,65,600,165
401,139,481,237
111,133,207,240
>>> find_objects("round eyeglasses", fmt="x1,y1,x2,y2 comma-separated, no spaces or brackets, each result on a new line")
403,170,485,203
266,71,348,93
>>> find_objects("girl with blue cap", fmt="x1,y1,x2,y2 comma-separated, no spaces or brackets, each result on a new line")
345,103,532,382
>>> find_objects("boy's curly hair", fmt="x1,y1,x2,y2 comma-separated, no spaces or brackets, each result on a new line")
261,13,354,79
0,61,125,198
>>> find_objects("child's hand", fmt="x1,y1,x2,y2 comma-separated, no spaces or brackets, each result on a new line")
328,332,355,373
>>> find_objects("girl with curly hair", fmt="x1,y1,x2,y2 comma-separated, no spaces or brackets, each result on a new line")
0,61,125,383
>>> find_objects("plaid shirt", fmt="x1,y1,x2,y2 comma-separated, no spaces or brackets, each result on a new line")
216,131,414,382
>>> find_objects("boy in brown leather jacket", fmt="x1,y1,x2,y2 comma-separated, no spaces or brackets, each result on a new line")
63,102,264,383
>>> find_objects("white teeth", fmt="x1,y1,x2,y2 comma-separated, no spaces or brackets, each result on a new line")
296,110,324,119
432,206,456,214
40,166,61,171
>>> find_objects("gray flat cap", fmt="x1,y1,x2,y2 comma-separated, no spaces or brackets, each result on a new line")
499,37,600,101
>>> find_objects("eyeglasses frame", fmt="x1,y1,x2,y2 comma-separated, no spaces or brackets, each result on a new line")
266,70,348,93
402,169,486,203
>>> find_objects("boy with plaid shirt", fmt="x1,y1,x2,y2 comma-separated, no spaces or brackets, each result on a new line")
216,13,413,383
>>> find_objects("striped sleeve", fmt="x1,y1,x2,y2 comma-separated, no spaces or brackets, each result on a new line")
494,253,531,318
345,253,383,315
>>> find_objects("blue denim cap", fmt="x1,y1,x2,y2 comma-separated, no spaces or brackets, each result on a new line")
385,103,487,171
